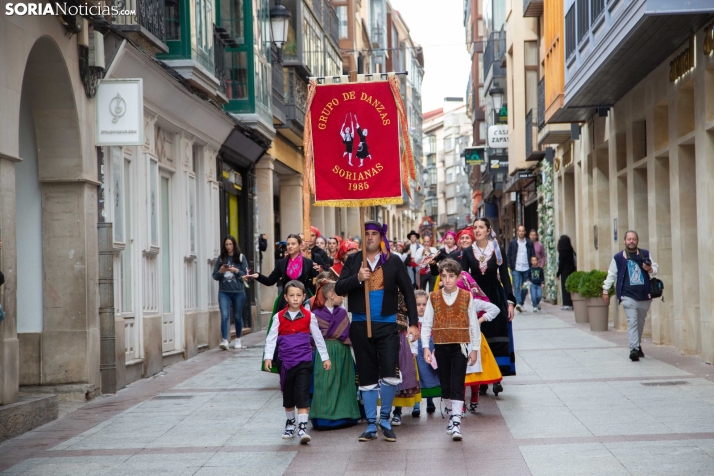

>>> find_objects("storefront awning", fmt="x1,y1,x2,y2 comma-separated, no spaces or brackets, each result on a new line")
503,169,538,193
221,128,268,169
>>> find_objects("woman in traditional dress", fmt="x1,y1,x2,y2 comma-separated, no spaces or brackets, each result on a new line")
309,280,361,430
460,218,516,396
327,236,341,262
390,292,422,426
456,272,503,412
341,114,355,166
246,234,321,373
330,239,359,277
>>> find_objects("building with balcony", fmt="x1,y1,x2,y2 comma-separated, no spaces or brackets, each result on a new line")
543,0,714,363
0,1,269,431
422,99,474,237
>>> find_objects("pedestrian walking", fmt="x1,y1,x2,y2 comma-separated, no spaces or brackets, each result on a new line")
556,235,576,310
507,225,535,312
264,281,331,444
212,236,249,350
421,259,500,441
463,217,516,391
390,291,422,427
309,226,333,269
309,279,361,430
530,229,546,267
406,230,423,289
528,255,544,312
418,235,438,291
602,231,658,362
335,220,418,443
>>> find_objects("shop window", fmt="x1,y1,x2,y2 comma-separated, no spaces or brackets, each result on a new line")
165,0,181,41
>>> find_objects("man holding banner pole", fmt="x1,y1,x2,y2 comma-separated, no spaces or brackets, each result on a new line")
335,220,419,442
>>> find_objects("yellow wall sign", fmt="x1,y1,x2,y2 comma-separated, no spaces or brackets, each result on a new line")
670,36,694,83
704,22,714,56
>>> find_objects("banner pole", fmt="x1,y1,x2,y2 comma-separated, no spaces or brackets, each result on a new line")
360,207,372,338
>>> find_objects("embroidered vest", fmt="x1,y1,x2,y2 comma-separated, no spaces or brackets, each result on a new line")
430,289,471,344
368,267,385,291
277,307,312,336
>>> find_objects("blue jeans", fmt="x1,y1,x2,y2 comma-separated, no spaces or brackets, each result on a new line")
512,270,530,305
218,291,246,341
530,284,542,308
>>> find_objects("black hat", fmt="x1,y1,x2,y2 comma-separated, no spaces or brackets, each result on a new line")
407,230,420,239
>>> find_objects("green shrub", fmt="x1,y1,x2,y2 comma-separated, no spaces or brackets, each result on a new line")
578,270,613,298
565,271,587,294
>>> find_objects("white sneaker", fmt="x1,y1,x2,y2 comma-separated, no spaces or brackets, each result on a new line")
515,304,523,312
451,420,463,441
219,339,229,350
298,422,311,444
282,419,296,439
232,339,242,349
446,414,454,435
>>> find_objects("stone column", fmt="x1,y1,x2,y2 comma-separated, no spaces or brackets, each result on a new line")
280,174,304,237
310,203,325,235
346,207,360,239
0,156,19,405
256,157,276,312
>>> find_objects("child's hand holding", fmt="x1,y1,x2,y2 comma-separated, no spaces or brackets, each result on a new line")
323,359,332,371
423,348,432,364
468,350,478,366
264,359,272,371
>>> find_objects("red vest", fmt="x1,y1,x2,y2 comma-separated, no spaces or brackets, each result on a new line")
277,306,312,336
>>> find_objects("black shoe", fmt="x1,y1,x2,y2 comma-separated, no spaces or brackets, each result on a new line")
479,384,488,395
638,347,645,358
411,407,420,418
358,430,378,441
630,350,640,362
493,382,503,396
426,402,436,414
468,402,478,413
379,424,397,442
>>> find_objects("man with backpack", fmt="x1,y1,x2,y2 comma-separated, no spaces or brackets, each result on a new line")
602,231,658,362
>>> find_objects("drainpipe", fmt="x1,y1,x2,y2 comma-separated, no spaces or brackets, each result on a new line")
97,147,116,393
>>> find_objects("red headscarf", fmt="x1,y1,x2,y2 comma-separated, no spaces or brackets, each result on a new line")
310,226,321,238
456,228,475,243
335,239,359,262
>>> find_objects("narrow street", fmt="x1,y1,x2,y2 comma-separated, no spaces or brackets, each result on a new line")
2,305,713,476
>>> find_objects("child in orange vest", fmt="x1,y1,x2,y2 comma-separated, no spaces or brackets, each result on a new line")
264,280,331,444
421,259,500,441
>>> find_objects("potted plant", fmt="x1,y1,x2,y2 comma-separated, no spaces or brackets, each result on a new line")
578,270,612,331
565,271,588,324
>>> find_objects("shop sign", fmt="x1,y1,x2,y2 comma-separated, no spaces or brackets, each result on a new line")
669,36,694,83
463,146,485,165
488,125,509,148
95,79,143,146
704,22,714,56
518,171,535,180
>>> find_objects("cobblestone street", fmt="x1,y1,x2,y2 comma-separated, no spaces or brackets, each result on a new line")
2,303,714,475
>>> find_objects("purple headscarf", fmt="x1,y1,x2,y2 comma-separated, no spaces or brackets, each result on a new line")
365,221,390,264
440,230,457,243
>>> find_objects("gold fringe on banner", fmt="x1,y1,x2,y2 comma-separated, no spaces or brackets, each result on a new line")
302,79,318,255
313,196,405,208
388,75,417,200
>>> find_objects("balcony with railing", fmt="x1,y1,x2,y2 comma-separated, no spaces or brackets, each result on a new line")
524,0,543,17
275,68,308,146
525,109,545,162
214,28,227,96
112,0,168,53
271,46,288,125
483,30,506,84
561,0,714,122
536,76,571,146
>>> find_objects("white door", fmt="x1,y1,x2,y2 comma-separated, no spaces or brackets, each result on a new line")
160,175,175,352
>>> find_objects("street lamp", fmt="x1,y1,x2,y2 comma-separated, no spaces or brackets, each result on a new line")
489,87,504,111
270,0,291,64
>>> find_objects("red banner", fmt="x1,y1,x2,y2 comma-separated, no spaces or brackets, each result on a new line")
306,80,405,206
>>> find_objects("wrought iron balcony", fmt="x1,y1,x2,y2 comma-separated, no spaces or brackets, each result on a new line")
271,45,288,124
483,30,506,81
214,27,227,96
285,68,307,128
112,0,168,53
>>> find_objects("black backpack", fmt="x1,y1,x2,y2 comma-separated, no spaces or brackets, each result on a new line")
650,277,664,300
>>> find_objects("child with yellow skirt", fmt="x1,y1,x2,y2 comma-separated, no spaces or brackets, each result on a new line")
455,271,503,413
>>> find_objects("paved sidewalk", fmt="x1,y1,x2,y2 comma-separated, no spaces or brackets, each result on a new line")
2,303,714,475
